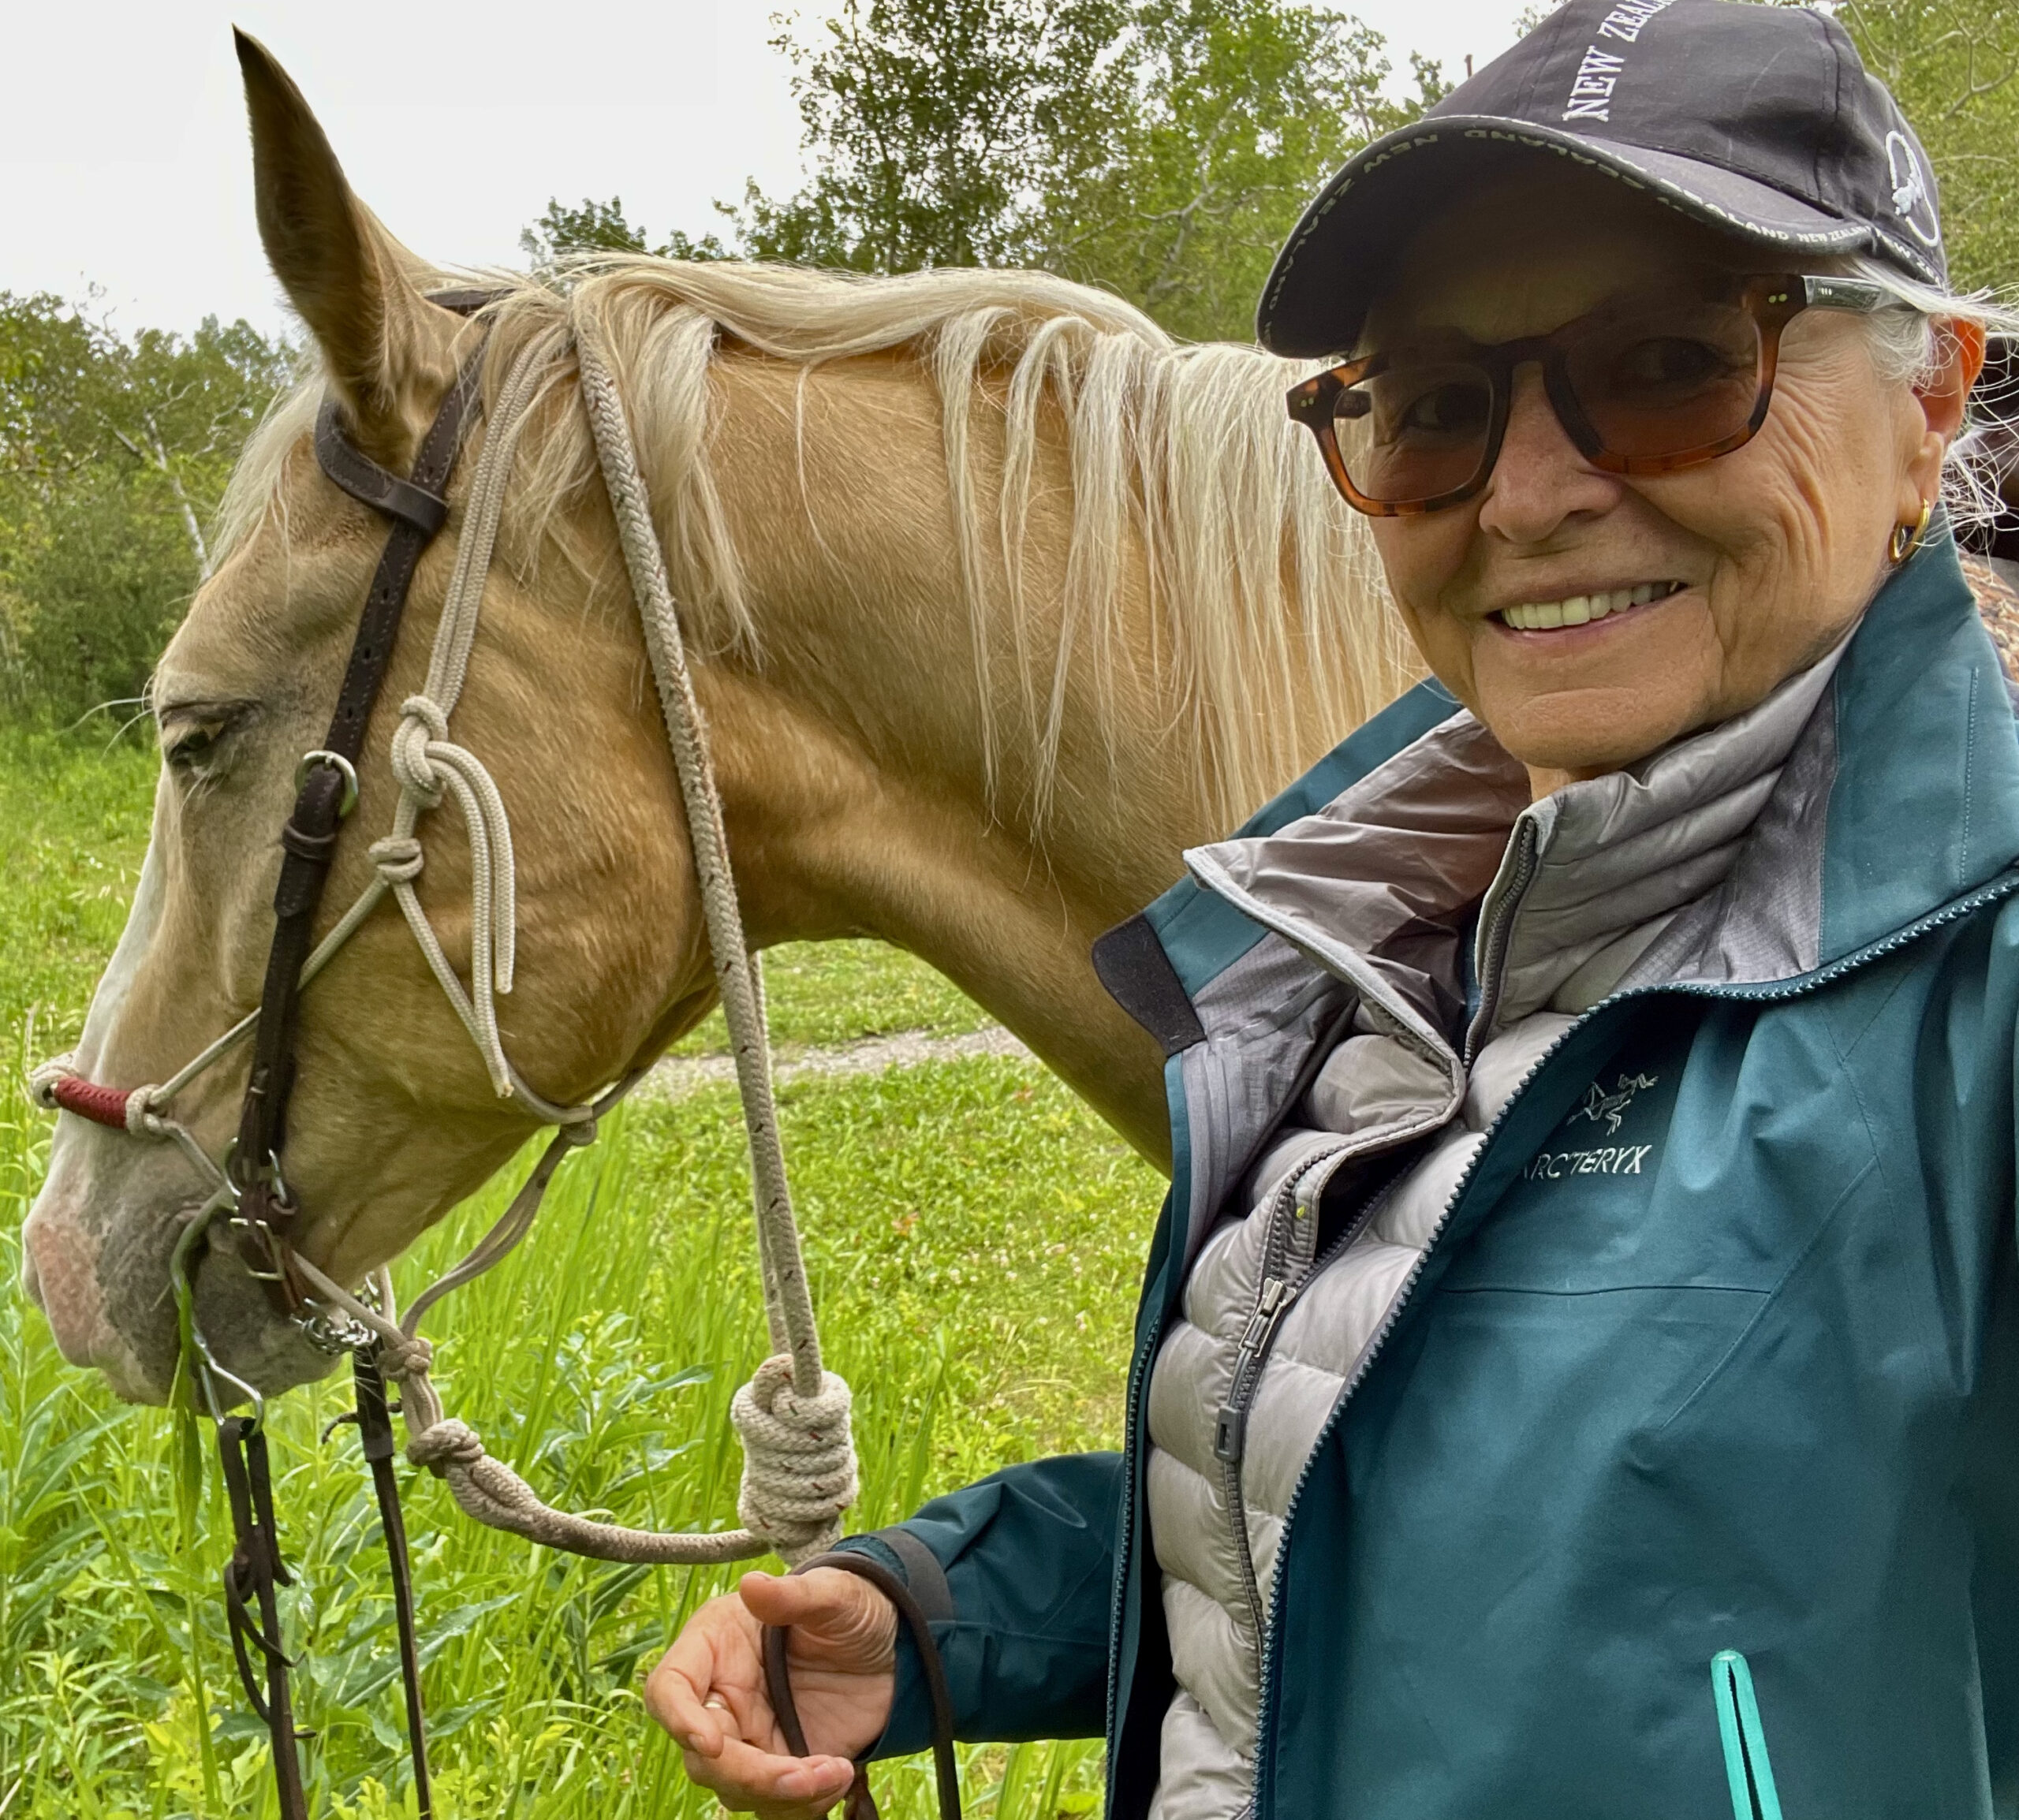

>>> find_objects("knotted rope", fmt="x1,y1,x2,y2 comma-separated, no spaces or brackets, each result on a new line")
30,300,858,1565
263,304,858,1565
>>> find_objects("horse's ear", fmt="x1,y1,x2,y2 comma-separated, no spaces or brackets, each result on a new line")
234,28,451,442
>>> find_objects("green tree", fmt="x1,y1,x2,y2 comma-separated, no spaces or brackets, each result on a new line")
0,295,289,722
1040,2,1450,340
739,0,1136,272
519,196,730,268
1825,0,2019,293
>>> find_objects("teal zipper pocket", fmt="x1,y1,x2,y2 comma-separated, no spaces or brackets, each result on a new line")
1712,1650,1785,1820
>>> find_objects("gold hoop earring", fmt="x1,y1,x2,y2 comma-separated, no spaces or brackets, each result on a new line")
1890,499,1933,567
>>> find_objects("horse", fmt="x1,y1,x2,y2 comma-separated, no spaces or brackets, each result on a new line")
20,34,1414,1408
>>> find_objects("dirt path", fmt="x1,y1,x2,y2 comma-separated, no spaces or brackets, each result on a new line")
646,1026,1034,1097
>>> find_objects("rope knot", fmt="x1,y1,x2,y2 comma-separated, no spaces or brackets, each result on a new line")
369,835,427,885
124,1086,166,1137
391,696,451,802
406,1415,487,1475
377,1333,435,1382
730,1354,858,1561
26,1055,74,1112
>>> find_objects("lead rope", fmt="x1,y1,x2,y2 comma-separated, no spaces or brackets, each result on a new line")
280,308,857,1566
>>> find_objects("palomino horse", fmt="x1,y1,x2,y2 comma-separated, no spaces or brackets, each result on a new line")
19,37,1413,1407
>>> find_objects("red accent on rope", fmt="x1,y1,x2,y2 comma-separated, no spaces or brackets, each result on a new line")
50,1074,136,1129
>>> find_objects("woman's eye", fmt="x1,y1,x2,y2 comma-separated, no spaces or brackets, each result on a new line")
1394,380,1489,440
1614,335,1732,393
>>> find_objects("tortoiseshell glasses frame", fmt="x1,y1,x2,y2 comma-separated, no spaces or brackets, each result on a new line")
1286,273,1904,517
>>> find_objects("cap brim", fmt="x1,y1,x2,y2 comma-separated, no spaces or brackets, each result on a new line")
1257,117,1873,358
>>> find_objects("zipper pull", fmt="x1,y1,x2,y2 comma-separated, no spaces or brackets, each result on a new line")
1214,1277,1288,1465
1240,1277,1288,1354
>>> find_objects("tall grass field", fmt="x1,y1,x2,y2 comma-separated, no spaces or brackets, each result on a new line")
0,728,1161,1818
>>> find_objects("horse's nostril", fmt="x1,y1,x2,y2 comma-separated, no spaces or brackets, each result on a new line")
18,1210,103,1365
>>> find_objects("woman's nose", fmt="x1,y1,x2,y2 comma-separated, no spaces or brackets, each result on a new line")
1474,364,1620,543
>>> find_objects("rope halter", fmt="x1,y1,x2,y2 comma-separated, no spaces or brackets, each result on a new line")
27,296,859,1567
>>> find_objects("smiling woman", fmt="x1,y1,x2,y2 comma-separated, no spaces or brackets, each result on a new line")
1353,164,1985,794
650,5,2019,1820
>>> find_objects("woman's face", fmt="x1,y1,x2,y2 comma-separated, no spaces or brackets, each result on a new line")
1364,162,1978,795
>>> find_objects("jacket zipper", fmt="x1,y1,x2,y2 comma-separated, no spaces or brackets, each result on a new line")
1711,1650,1785,1820
1240,866,2019,1818
1214,1160,1399,1650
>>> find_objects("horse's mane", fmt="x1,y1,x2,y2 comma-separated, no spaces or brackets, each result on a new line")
220,259,1413,827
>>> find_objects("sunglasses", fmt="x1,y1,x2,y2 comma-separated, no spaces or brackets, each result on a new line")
1286,273,1908,517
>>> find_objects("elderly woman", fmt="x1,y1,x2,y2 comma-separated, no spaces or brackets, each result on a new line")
647,2,2016,1814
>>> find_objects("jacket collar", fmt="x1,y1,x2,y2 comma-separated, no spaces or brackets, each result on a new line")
1136,536,2019,1262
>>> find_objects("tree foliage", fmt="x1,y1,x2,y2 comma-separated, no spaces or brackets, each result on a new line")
0,296,290,722
519,196,730,268
1825,0,2019,293
739,0,1135,272
532,0,1447,343
1038,2,1451,340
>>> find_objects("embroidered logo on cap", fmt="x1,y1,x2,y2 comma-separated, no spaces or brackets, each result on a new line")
1885,129,1940,248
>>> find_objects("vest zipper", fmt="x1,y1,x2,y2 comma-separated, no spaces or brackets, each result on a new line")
1214,1160,1399,1655
1211,1166,1323,1647
1216,1271,1289,1647
1465,816,1539,1063
1241,863,2019,1817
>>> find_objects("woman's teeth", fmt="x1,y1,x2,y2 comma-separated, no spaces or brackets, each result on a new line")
1499,581,1682,632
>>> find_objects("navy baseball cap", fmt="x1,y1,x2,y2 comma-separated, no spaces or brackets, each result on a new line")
1257,0,1946,358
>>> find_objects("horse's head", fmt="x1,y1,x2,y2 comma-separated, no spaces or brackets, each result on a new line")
21,35,700,1403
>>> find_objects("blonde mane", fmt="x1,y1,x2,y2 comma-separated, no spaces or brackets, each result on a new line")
221,259,1414,828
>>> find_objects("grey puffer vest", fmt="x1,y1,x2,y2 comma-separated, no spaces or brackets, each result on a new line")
1141,648,1842,1820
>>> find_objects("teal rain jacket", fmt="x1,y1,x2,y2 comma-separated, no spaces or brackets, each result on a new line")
840,538,2019,1818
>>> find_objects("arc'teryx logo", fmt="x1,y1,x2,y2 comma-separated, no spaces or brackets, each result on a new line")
1521,1071,1662,1183
1573,1071,1659,1135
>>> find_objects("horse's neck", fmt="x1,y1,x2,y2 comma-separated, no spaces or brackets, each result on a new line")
680,352,1238,1164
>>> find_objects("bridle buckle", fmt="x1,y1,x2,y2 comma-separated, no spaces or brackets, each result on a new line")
293,748,360,818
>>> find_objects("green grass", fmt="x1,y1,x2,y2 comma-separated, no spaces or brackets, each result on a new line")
0,731,1159,1818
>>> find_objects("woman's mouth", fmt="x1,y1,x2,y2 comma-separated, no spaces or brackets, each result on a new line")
1494,580,1686,632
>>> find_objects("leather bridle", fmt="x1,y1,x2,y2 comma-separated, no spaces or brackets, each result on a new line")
220,292,498,1820
230,309,489,1318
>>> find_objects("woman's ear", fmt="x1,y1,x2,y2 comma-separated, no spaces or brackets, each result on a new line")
1901,317,1987,518
235,28,463,461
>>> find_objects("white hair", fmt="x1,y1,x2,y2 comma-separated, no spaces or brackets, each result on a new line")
1831,255,2019,531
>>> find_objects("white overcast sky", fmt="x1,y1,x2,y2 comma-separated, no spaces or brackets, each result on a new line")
2,0,1525,341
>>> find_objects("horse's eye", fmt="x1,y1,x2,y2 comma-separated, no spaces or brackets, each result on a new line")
160,710,241,775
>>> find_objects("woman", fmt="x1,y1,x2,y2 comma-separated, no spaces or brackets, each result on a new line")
647,2,2019,1814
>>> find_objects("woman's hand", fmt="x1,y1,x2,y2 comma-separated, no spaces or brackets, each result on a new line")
645,1567,899,1818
